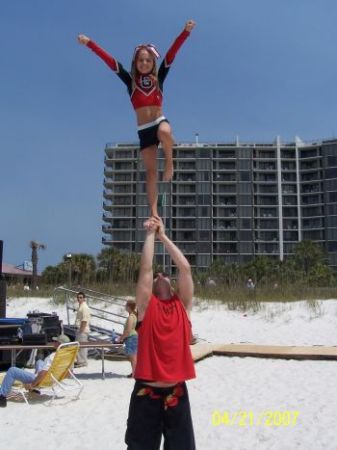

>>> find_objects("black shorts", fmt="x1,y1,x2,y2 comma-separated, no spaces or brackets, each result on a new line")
137,117,169,150
125,381,196,450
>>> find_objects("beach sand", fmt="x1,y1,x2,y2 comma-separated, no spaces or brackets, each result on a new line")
2,297,337,450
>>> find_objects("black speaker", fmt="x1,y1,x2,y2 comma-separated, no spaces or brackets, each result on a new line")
22,333,48,345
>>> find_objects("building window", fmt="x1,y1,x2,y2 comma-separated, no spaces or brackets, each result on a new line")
329,192,337,202
326,168,337,179
241,219,251,229
240,171,251,182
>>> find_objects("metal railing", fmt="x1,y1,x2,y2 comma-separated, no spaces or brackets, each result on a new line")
53,286,129,340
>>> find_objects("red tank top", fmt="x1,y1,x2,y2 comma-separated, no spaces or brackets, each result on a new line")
134,294,196,382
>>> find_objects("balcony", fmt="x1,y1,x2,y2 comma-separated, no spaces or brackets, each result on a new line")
173,195,196,206
173,219,196,229
254,243,279,254
302,195,323,205
282,185,297,194
255,196,278,206
213,208,237,218
253,150,276,159
174,232,197,242
215,150,236,159
302,218,324,229
300,161,321,171
254,175,277,183
176,162,196,171
302,230,324,240
300,149,319,158
213,219,236,230
112,197,132,206
283,231,298,241
301,184,322,194
281,150,295,159
174,150,196,159
283,219,298,230
102,225,113,234
254,162,276,171
255,219,278,230
176,173,196,182
283,197,297,206
214,185,237,194
213,243,238,253
213,231,237,241
282,173,297,182
175,243,198,253
256,208,277,218
255,185,277,194
215,196,236,206
173,207,196,218
281,162,296,171
213,173,236,182
102,213,112,221
213,161,236,171
173,185,196,194
301,206,324,218
255,231,278,241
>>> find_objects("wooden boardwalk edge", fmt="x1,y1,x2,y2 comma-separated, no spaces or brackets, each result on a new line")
191,343,337,362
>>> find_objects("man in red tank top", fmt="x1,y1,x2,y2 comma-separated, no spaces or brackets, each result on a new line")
125,216,196,450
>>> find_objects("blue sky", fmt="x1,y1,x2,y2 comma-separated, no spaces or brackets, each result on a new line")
1,0,337,271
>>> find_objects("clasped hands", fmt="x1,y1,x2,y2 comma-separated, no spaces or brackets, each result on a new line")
143,216,165,237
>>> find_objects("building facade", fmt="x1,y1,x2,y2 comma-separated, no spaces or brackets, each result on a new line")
102,138,337,272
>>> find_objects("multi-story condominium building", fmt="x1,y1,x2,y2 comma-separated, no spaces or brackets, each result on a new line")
102,137,337,272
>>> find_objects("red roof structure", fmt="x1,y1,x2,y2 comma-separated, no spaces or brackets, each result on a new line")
1,263,33,277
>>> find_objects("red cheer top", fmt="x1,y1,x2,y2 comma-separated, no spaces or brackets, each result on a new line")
86,30,190,111
134,294,196,383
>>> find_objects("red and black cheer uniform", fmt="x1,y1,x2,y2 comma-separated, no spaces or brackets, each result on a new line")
125,294,196,450
86,30,190,149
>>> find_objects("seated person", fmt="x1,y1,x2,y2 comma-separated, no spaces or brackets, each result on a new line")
0,334,70,407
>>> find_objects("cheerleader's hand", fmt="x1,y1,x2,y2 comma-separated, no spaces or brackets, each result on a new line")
78,34,90,45
185,20,196,32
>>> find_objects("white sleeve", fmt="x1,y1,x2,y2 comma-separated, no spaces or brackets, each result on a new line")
41,352,55,371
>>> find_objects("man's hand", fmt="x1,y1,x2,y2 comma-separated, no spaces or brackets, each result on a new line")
143,216,159,233
24,383,33,391
78,34,90,45
144,216,165,238
185,20,196,32
143,217,154,231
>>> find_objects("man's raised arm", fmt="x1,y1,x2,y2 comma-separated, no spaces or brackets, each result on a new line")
155,217,193,312
135,219,157,321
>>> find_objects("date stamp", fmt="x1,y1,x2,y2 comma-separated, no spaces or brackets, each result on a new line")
212,410,299,427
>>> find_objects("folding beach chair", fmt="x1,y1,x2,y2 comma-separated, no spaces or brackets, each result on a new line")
7,341,83,405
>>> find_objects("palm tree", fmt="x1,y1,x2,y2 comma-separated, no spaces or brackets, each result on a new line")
29,240,46,290
62,253,96,286
244,255,279,286
293,240,326,276
41,265,64,286
97,247,140,283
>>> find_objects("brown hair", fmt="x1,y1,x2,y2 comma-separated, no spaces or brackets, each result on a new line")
126,300,137,313
131,47,158,91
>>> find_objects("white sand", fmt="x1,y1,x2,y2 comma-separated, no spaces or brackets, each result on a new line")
2,297,337,450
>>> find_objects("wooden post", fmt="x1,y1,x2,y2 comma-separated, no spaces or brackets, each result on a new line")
0,240,7,318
